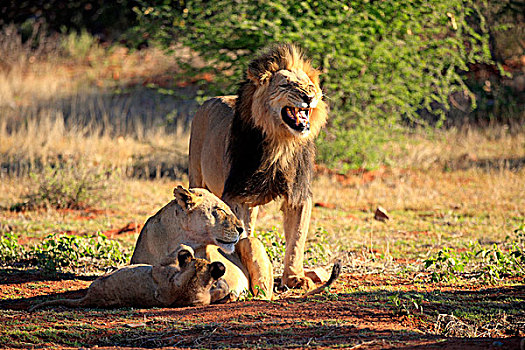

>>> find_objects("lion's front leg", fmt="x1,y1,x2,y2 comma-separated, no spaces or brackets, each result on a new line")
281,197,315,289
236,237,274,300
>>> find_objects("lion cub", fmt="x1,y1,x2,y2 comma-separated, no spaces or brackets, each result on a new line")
29,245,228,311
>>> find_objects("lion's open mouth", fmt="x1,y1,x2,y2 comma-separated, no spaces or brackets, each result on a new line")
281,106,311,133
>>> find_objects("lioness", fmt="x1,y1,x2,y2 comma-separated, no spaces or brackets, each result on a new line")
189,43,327,289
29,245,228,311
131,186,274,299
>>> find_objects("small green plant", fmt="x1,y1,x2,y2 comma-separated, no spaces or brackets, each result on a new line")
15,161,117,211
32,232,129,273
305,227,331,267
253,285,267,299
424,247,467,282
32,233,128,272
257,226,331,269
1,231,129,272
387,293,425,316
425,225,525,282
257,227,286,267
0,232,27,265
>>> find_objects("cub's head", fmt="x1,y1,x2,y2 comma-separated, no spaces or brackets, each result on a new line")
157,245,227,306
173,186,244,254
241,43,327,142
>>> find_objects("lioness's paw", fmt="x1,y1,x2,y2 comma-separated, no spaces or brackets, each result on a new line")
281,275,315,290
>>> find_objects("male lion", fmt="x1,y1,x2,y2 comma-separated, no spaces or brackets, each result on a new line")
29,245,229,311
189,43,327,289
131,186,274,299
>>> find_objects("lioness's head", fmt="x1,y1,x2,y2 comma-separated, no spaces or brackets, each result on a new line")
242,43,327,142
173,186,244,254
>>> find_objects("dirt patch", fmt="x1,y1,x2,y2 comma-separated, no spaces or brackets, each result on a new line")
0,270,522,349
101,221,143,238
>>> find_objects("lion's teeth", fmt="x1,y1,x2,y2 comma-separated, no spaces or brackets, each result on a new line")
298,109,308,121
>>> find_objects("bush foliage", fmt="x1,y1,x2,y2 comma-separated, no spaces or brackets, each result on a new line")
135,0,492,169
10,161,117,211
0,232,129,273
424,224,525,282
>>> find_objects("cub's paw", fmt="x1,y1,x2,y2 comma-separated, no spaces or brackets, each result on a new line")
210,279,231,303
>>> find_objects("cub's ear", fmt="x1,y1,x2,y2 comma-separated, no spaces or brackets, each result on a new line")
160,244,195,266
173,186,204,211
209,261,226,280
177,248,194,268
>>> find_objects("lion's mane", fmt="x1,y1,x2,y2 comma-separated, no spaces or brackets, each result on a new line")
223,44,328,208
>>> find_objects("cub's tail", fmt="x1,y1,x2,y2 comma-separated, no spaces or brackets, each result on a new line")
29,297,86,312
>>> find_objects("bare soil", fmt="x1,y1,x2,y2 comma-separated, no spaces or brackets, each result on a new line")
0,269,522,349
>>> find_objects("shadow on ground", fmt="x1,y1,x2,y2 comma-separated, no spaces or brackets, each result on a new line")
446,156,525,172
0,271,522,349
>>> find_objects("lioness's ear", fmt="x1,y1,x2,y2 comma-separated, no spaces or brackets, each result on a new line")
173,186,204,211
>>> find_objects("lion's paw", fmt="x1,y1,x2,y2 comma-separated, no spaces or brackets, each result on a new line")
281,275,315,290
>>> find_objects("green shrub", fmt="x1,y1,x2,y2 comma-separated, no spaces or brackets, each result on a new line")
60,29,103,61
257,226,330,270
0,233,27,266
305,227,331,267
0,231,129,273
424,225,525,282
257,227,286,268
15,161,117,211
32,232,129,273
135,0,492,169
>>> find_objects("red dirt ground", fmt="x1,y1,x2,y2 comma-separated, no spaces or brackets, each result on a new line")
0,269,522,349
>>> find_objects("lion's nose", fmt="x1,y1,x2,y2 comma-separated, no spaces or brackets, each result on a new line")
301,93,314,104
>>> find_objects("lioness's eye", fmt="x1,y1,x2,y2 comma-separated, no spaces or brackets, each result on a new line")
213,207,226,219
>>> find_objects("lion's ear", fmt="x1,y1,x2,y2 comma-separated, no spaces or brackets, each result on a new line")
173,186,204,211
246,65,272,85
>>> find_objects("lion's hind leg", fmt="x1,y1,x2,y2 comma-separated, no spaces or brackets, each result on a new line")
236,237,274,300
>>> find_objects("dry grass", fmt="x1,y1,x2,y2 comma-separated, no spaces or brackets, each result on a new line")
0,28,193,178
388,126,525,171
0,27,524,272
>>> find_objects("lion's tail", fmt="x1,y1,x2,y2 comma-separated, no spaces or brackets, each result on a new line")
29,297,87,312
303,261,342,298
